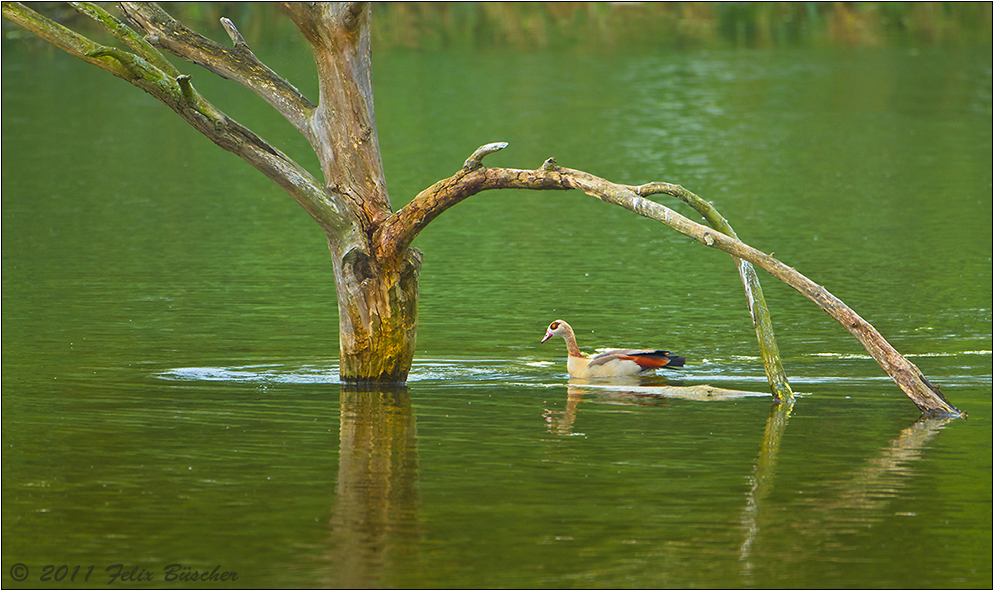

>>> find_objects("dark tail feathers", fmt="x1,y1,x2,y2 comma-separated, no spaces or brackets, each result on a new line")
647,350,685,369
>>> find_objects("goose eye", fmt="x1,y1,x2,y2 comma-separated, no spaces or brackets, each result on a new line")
549,321,560,329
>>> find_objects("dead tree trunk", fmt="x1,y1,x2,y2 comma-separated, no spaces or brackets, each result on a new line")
3,1,419,381
277,3,421,382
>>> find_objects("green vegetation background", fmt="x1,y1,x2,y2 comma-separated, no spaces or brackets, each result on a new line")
7,2,992,51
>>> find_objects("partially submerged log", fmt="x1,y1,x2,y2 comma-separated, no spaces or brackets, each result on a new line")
566,382,772,402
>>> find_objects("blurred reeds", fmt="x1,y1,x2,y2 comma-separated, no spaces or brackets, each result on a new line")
6,2,991,50
370,2,993,50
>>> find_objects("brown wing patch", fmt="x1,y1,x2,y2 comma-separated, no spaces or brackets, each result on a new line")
619,354,673,370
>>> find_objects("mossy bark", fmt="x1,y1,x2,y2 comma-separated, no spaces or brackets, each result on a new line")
332,245,421,382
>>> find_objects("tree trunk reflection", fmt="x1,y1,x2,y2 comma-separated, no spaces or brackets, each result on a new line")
324,385,420,588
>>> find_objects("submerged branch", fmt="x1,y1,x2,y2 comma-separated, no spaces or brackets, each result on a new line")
385,144,962,417
558,167,962,417
629,182,792,402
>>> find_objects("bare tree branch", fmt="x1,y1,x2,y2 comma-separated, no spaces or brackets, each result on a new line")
380,145,962,417
219,17,246,47
69,2,181,78
4,1,349,236
463,141,509,170
3,2,133,78
118,2,317,139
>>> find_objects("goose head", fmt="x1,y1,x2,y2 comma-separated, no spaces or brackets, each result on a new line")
541,319,572,343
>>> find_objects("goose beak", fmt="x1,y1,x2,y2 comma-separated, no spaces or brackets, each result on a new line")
541,330,553,343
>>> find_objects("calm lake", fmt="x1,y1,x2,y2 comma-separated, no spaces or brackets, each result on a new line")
3,32,992,589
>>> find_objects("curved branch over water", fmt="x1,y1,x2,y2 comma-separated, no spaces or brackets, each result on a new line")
381,144,962,417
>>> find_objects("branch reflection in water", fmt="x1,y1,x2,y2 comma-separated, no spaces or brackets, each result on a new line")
324,384,420,588
542,382,958,582
739,400,792,572
739,411,957,580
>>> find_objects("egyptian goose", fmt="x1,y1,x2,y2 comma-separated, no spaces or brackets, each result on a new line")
541,319,685,378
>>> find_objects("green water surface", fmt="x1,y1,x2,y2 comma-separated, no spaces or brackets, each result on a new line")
2,38,991,588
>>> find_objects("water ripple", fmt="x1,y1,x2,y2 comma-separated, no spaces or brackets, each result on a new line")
156,349,991,389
